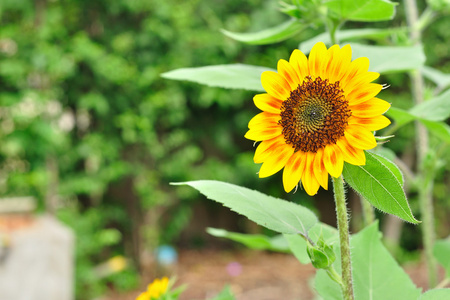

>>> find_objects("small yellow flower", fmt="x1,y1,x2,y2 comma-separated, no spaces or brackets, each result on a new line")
136,277,169,300
245,42,390,196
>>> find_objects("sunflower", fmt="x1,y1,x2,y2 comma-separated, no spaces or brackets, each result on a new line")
136,277,169,300
245,42,391,196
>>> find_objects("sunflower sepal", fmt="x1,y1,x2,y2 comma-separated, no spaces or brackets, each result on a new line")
306,235,336,269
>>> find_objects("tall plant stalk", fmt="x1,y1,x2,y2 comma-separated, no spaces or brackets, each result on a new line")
404,0,438,288
333,176,354,300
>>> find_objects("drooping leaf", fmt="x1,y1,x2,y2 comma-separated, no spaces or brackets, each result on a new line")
433,238,450,277
284,222,338,264
299,28,404,53
419,119,450,143
422,66,450,90
410,89,450,122
161,64,274,91
343,152,419,223
206,227,290,252
315,222,422,300
386,106,416,128
173,180,318,235
419,289,450,300
221,19,305,45
351,44,425,73
324,0,397,21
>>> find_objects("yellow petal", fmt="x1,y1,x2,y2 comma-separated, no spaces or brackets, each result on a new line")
248,112,280,128
308,42,328,79
350,97,391,118
348,115,391,131
346,83,382,105
313,148,329,190
344,124,377,150
289,49,309,82
328,44,352,83
254,135,287,163
342,72,380,97
261,71,291,100
336,137,366,165
323,144,344,178
282,150,307,193
278,59,300,90
258,145,294,178
301,151,321,196
253,93,282,113
245,124,282,141
340,57,370,90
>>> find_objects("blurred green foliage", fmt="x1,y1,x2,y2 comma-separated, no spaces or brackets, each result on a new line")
1,0,449,299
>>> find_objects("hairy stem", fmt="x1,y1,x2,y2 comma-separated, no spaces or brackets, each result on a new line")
333,176,354,300
404,0,437,288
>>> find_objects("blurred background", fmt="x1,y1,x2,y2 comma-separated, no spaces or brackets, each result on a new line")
0,0,449,299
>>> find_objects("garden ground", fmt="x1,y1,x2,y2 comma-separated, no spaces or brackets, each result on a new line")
107,249,443,300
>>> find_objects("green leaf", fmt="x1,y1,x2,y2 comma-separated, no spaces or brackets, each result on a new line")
386,106,416,127
419,289,450,300
343,152,419,223
386,107,450,142
422,66,450,90
419,119,450,143
206,227,290,252
324,0,397,21
351,44,425,73
370,151,404,186
433,238,450,277
221,19,305,45
299,28,404,53
173,180,318,235
161,64,274,91
315,222,422,300
410,89,450,122
210,285,236,300
284,222,338,264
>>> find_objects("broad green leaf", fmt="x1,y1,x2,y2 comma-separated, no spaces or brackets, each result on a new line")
206,227,290,252
422,66,450,90
370,151,404,186
386,106,416,127
410,89,450,121
343,152,418,223
315,222,422,300
433,238,450,277
221,19,305,45
161,64,274,91
419,289,450,300
351,44,425,73
173,180,318,235
324,0,397,21
386,107,450,142
299,28,404,53
284,222,338,264
419,119,450,143
372,146,397,162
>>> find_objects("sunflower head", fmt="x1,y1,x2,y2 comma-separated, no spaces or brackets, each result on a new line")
245,42,391,196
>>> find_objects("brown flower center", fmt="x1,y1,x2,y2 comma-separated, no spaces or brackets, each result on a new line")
279,76,351,153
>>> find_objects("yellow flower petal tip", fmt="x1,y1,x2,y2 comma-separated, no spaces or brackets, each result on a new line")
245,42,390,195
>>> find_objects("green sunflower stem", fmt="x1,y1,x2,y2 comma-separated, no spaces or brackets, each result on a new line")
332,176,354,300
